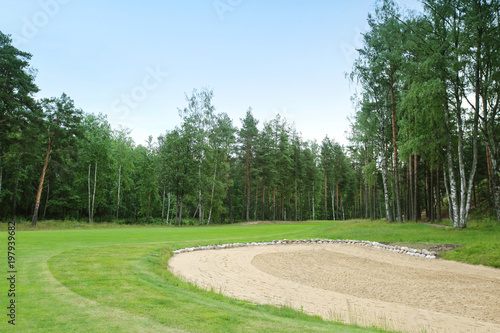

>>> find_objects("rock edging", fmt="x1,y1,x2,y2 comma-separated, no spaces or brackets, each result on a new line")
172,239,437,259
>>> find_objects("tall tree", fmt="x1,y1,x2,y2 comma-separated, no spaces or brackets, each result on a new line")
460,0,500,223
179,88,216,225
80,113,112,223
356,0,405,222
239,108,259,222
112,127,135,220
31,94,82,226
206,113,236,224
161,128,195,225
136,136,158,224
420,0,481,227
0,31,39,217
376,0,403,222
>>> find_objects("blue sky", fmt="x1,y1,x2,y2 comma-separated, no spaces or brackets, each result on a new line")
1,0,421,146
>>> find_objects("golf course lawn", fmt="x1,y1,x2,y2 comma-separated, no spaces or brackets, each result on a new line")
1,219,498,332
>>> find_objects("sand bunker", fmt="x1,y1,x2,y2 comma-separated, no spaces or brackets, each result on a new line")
169,243,500,333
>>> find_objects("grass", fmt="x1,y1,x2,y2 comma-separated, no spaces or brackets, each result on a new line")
315,219,500,267
1,218,498,332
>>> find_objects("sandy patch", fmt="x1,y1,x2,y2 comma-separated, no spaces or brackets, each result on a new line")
169,243,500,333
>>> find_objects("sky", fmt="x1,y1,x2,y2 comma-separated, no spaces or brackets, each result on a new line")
1,0,422,147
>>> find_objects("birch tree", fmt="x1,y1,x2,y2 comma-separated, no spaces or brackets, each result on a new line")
420,0,480,228
112,127,135,220
358,0,404,222
80,113,112,223
460,0,500,223
179,88,216,225
136,136,158,224
206,113,236,224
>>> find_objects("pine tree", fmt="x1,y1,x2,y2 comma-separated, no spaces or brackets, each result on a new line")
31,94,82,226
239,108,259,222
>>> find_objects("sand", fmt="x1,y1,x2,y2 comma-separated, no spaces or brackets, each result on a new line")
169,243,500,333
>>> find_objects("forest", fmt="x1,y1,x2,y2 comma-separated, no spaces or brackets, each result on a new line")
0,0,499,228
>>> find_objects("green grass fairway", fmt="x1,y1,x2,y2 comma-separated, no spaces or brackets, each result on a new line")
1,219,498,332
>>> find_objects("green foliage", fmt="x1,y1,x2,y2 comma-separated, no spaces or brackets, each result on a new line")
349,0,500,226
0,32,40,220
2,0,499,227
136,136,159,223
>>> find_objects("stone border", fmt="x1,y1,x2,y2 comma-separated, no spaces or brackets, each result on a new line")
173,239,437,259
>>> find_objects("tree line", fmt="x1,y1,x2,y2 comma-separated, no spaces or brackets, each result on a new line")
0,31,354,226
349,0,499,228
1,0,499,228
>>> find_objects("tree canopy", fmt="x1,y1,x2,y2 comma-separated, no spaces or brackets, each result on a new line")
1,0,499,228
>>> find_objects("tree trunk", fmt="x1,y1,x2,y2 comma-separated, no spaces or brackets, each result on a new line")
116,163,121,220
175,193,180,226
454,64,479,228
481,59,500,223
255,177,259,221
324,171,328,220
147,192,151,224
12,164,20,222
43,180,49,221
483,98,500,223
336,181,339,221
245,182,250,222
414,154,419,222
207,164,217,225
281,185,286,221
341,193,345,220
226,155,234,223
390,66,402,223
444,99,459,227
308,186,311,220
246,149,250,223
91,162,97,224
430,166,435,222
273,187,276,221
179,195,183,226
456,90,467,227
167,193,171,225
354,192,357,219
227,185,234,223
370,184,374,220
361,184,364,219
409,154,414,221
199,163,203,226
0,157,3,198
312,184,315,221
364,144,369,219
299,184,303,221
365,179,369,220
461,83,479,227
32,136,53,227
262,184,265,221
436,168,441,222
88,163,91,223
490,155,500,223
294,178,297,222
161,185,165,224
331,188,335,221
406,160,410,221
380,143,392,221
443,167,453,222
